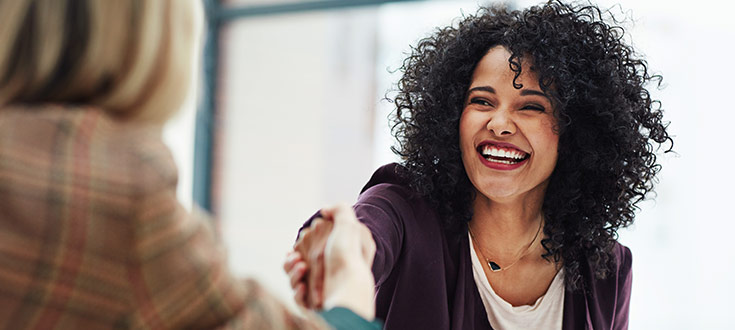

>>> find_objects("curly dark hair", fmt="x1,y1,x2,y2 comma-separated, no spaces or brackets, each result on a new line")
390,0,673,290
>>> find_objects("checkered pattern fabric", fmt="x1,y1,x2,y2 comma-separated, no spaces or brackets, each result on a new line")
0,105,324,329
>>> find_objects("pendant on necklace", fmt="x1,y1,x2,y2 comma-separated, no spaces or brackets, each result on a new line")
487,261,502,272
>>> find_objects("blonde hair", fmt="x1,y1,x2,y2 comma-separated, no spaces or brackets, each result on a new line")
0,0,201,123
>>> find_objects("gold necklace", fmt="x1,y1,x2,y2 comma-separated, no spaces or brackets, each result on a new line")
468,217,543,272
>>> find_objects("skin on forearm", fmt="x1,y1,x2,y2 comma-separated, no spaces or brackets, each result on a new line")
323,260,376,321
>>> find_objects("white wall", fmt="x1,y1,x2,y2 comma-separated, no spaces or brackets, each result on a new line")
216,8,381,310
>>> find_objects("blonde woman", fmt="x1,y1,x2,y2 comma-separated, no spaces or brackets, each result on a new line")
0,1,377,329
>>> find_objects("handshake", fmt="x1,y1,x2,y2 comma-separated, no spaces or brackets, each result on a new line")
283,204,377,321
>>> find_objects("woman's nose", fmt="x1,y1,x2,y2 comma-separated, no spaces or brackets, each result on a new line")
486,110,516,136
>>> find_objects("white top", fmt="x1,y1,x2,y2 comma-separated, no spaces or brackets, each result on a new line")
469,232,565,330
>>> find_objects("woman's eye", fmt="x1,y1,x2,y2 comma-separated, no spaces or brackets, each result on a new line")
469,97,492,107
522,104,546,112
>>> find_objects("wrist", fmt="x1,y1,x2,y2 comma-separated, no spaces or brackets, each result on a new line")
323,262,375,320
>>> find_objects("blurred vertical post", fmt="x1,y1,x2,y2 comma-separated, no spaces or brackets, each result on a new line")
193,0,220,213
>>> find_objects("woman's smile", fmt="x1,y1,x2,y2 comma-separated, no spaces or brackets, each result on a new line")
476,141,530,170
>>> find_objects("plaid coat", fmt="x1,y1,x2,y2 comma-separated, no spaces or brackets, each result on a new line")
0,105,325,329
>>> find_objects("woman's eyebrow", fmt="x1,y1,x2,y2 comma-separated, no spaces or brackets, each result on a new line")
520,89,548,98
468,86,547,99
467,86,496,94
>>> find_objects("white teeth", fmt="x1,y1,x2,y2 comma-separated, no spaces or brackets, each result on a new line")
481,145,526,160
487,158,515,165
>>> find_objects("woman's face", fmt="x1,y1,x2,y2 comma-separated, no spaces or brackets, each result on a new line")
459,46,559,203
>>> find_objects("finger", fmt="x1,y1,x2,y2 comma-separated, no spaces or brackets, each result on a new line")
311,218,326,231
288,261,307,289
294,283,307,308
320,203,351,222
296,217,326,250
313,263,325,309
308,251,325,308
295,226,312,246
283,251,302,272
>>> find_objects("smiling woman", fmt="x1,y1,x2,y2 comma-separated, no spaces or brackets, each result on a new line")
287,1,673,329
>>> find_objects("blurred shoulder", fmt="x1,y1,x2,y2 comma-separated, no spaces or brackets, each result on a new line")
0,104,176,192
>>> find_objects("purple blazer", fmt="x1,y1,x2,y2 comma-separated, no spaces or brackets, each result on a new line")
304,163,632,330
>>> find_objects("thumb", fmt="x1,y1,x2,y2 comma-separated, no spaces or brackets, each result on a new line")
322,203,375,266
320,203,356,226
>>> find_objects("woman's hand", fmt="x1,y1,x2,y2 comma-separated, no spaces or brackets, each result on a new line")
283,249,309,308
284,204,376,320
287,218,333,309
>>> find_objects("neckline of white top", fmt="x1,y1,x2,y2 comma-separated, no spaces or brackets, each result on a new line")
469,231,565,329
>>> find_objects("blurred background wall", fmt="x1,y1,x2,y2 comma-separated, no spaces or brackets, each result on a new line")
163,0,735,328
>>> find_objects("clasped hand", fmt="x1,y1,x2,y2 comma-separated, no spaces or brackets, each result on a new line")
283,204,376,320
